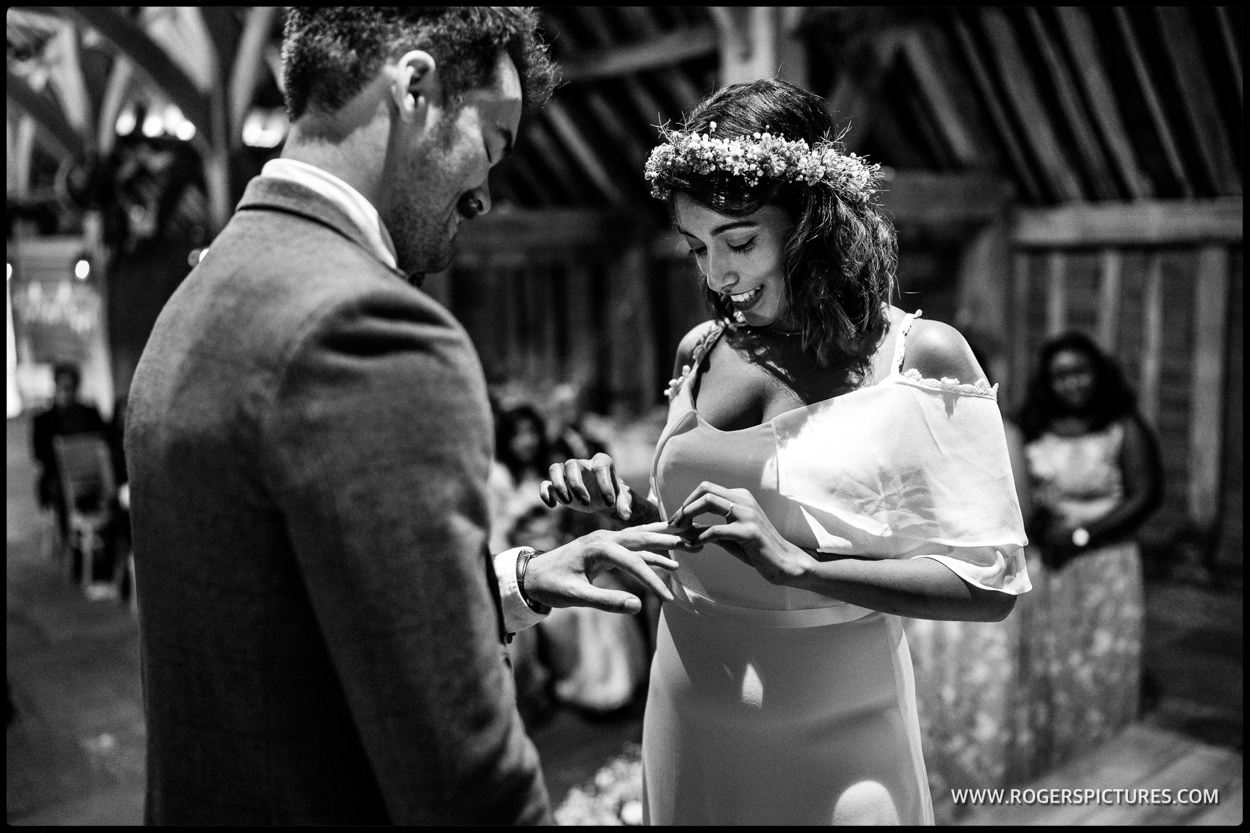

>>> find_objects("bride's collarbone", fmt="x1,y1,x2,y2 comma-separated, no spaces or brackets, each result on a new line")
696,349,858,428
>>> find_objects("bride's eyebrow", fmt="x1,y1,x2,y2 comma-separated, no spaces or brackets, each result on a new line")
675,221,757,237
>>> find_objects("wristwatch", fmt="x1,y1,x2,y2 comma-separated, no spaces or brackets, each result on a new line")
1071,527,1091,548
515,547,552,615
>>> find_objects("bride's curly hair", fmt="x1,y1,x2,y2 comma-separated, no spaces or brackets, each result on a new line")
654,79,897,371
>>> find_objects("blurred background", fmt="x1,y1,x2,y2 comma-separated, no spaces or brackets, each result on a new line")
6,6,1242,826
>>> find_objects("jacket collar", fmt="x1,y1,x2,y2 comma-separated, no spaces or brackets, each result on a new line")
234,176,411,282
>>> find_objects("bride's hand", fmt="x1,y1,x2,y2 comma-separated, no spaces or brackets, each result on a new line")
669,481,814,586
539,452,639,521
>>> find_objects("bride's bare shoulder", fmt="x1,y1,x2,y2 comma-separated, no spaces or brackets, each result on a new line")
900,316,986,384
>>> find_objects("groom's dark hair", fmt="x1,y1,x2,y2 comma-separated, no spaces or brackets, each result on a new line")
281,7,558,121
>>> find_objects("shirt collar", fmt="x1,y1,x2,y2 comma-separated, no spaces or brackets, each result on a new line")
261,158,398,270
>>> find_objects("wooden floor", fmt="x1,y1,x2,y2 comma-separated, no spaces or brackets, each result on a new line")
956,723,1242,826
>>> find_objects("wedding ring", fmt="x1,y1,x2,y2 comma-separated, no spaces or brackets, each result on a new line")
722,502,735,519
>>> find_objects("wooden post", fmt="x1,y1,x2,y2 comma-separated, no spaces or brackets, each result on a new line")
1138,252,1163,427
1096,249,1122,354
1010,251,1033,410
7,116,35,199
606,242,655,416
710,7,807,86
1189,246,1230,531
955,216,1011,341
563,261,598,393
1045,251,1067,337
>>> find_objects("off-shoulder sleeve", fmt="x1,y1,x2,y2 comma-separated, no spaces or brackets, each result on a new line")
774,376,1031,595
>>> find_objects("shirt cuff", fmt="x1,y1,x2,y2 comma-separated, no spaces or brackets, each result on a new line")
494,547,550,634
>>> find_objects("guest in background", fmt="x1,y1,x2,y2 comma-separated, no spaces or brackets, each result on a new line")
548,382,608,464
900,338,1035,822
489,402,563,724
31,361,109,583
489,403,560,555
490,401,649,720
1014,331,1163,773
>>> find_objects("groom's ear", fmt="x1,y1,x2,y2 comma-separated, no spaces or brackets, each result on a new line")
390,50,440,126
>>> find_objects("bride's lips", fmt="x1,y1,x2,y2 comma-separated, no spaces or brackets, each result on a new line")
726,285,764,311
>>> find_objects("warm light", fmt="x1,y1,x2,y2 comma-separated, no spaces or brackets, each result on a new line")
6,263,11,281
141,112,164,137
241,109,288,149
165,105,196,141
115,108,137,136
74,259,91,280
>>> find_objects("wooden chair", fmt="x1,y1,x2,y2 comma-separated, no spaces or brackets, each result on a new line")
52,433,118,595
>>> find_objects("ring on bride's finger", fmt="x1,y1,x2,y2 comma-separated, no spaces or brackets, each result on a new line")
722,501,736,518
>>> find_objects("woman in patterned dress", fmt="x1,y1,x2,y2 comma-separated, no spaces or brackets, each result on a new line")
1014,331,1163,773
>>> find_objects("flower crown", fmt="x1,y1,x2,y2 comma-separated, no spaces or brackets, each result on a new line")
644,121,884,206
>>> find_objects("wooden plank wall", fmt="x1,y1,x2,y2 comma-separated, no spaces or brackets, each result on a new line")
1008,199,1242,569
443,209,675,418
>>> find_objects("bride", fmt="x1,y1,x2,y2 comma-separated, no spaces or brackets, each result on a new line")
542,78,1030,825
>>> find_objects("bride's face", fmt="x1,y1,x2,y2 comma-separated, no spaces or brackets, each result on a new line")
673,193,795,330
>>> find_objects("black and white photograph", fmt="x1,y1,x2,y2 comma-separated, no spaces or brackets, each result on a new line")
6,6,1242,826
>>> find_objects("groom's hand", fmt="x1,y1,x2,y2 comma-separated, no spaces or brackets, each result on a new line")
540,453,637,521
521,522,690,614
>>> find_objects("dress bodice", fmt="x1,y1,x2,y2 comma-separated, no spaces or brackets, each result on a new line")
650,313,1030,628
1025,422,1126,527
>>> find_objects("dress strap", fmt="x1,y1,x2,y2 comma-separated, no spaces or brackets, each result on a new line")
891,310,923,374
692,322,726,367
665,322,726,401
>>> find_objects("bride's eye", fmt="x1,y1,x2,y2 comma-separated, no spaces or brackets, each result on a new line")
687,248,707,259
729,239,756,254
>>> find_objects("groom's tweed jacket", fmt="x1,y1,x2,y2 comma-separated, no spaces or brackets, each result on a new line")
125,177,549,825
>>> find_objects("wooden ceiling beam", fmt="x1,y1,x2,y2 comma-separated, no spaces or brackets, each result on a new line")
1214,6,1242,109
881,171,1015,227
1054,7,1153,200
95,58,135,155
615,6,708,111
7,112,36,199
951,14,1044,203
55,6,212,144
559,24,717,83
42,20,92,138
1024,8,1118,201
825,28,906,153
532,12,655,203
542,11,671,154
979,8,1084,202
6,67,84,159
1155,7,1241,195
582,91,650,175
1113,8,1192,198
519,120,593,204
495,155,548,208
898,29,979,168
1013,197,1243,246
541,101,628,205
228,6,280,149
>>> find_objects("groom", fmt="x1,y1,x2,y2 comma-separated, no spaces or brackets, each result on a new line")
125,8,684,826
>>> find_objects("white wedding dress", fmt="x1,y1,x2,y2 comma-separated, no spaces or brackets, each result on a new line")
641,313,1030,825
